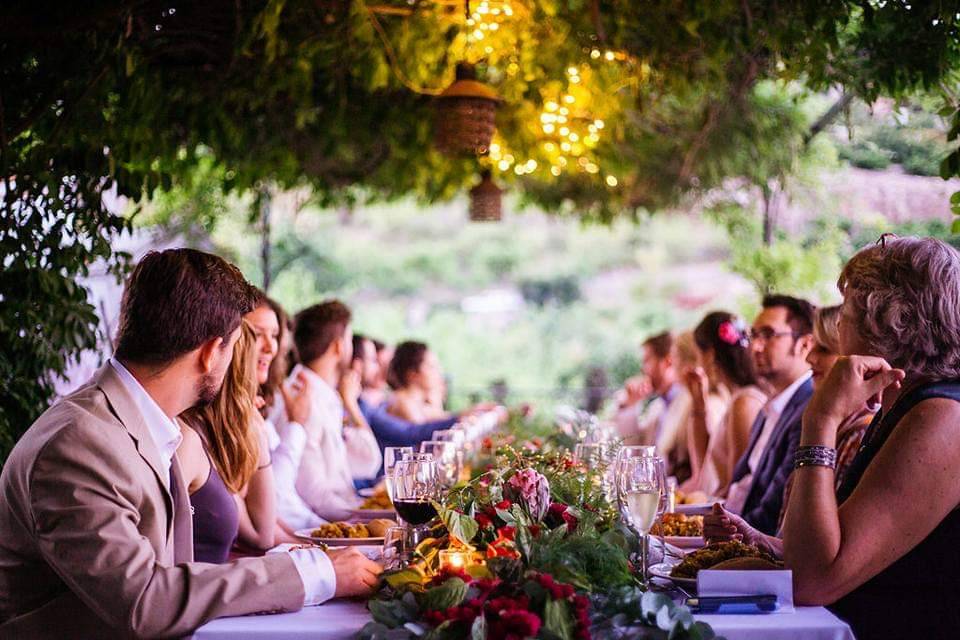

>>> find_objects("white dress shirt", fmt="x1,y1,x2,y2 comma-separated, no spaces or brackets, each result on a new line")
279,365,381,522
263,404,326,530
109,358,336,605
726,371,812,514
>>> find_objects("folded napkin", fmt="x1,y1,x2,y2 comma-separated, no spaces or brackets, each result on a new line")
697,569,794,613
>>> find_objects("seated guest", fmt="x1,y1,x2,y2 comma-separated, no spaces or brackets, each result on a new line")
386,341,456,423
277,301,381,521
668,331,722,483
683,312,766,496
360,338,392,408
704,304,874,555
613,332,690,448
353,335,457,467
781,237,960,638
247,295,326,534
724,295,815,535
0,249,380,638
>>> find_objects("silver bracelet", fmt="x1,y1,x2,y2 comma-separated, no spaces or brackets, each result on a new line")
794,445,837,470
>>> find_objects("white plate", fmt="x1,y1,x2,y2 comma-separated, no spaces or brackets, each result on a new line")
358,487,378,497
665,536,706,549
348,507,395,520
295,529,385,547
675,501,723,516
648,562,697,587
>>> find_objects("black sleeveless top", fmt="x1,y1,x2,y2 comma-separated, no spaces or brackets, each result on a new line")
830,380,960,639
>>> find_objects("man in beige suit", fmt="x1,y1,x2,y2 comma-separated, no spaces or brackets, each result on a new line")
0,249,381,639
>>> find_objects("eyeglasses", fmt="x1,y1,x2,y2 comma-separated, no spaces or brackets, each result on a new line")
748,328,798,343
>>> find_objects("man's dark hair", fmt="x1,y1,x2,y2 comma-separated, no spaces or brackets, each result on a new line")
387,341,428,389
293,300,352,364
352,333,371,364
642,332,674,359
114,248,259,364
762,294,815,336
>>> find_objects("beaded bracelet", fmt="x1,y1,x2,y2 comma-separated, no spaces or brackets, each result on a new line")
794,445,837,470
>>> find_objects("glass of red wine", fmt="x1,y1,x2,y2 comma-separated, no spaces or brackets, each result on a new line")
391,455,441,563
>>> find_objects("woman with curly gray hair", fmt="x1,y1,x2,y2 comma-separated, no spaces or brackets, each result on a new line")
782,236,960,638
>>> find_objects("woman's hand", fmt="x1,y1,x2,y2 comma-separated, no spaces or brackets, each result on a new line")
683,366,709,410
804,356,904,438
703,503,761,545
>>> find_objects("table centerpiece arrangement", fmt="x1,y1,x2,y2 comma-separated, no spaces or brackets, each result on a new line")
359,415,721,640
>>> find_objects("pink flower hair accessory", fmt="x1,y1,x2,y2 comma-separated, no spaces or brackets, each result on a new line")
717,319,749,348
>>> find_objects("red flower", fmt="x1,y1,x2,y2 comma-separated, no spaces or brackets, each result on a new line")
562,510,579,532
496,499,513,511
475,512,493,529
497,525,516,540
528,524,542,537
494,610,542,639
547,502,568,519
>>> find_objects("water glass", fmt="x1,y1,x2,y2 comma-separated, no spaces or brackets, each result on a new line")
419,440,460,489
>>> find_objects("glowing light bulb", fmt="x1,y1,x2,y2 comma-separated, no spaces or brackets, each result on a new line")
550,166,561,176
567,66,579,76
591,49,601,59
594,119,605,129
543,123,555,134
560,142,571,152
569,132,579,142
563,94,575,104
604,51,615,61
545,101,558,112
559,127,570,136
606,175,618,187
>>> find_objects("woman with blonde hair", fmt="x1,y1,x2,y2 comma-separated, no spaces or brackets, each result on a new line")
178,321,279,561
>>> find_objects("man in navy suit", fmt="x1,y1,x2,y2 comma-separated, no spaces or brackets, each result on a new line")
726,295,816,535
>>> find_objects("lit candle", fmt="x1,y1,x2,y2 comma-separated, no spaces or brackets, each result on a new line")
439,549,471,571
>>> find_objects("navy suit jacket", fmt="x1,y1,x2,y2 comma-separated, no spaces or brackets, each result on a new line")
730,376,813,535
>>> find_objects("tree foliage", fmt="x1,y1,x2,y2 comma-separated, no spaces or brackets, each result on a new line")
4,0,960,460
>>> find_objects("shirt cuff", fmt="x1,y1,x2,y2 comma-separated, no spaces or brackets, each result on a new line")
289,547,337,605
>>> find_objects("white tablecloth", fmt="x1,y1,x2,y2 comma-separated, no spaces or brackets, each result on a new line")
192,600,855,640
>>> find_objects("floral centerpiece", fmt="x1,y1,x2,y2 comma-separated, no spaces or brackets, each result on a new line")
359,446,721,640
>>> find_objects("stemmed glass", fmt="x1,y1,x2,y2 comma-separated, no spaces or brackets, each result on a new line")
392,456,440,535
574,442,609,501
617,455,666,586
383,446,414,501
419,440,460,489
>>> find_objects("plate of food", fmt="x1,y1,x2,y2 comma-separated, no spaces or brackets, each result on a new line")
660,541,784,585
649,562,696,588
295,519,395,546
358,487,378,498
652,514,706,549
673,490,723,515
350,487,395,519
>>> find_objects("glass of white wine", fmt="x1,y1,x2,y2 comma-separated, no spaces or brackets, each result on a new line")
617,455,666,586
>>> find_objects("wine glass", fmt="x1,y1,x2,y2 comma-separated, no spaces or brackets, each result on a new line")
419,440,460,488
392,456,441,544
617,455,666,586
610,445,656,502
574,442,608,501
383,446,414,500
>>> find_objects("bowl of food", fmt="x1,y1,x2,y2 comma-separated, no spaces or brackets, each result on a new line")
651,513,705,549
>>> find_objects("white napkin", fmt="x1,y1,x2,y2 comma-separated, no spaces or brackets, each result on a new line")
697,569,794,613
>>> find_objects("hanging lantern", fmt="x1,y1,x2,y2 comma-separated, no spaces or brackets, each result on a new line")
435,64,501,156
469,171,503,222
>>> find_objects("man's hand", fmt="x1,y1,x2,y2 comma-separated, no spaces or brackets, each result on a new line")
338,369,362,408
328,547,382,598
623,376,652,407
281,371,313,426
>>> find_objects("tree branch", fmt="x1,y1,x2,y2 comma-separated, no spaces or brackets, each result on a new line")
804,91,854,145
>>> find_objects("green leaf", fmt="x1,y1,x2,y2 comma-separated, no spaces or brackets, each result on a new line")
419,577,468,612
952,218,960,235
369,599,411,628
383,568,425,590
543,598,575,640
439,505,479,544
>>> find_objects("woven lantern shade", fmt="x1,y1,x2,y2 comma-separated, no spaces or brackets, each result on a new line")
469,172,503,222
434,65,501,156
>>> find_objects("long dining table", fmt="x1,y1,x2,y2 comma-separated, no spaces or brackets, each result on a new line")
192,598,855,640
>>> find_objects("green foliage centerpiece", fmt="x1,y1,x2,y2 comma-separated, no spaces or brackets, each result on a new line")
359,439,721,640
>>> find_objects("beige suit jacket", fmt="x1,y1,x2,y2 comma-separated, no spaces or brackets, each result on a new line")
0,365,305,639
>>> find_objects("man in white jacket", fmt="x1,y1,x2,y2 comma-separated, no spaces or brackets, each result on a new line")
276,300,382,521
